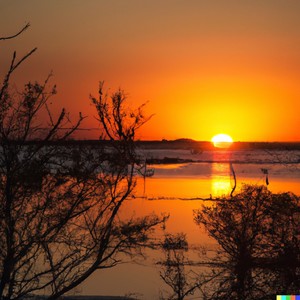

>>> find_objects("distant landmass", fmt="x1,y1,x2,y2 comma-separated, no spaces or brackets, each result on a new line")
135,139,300,151
23,138,300,151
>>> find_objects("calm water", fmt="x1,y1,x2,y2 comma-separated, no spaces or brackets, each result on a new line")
79,148,300,299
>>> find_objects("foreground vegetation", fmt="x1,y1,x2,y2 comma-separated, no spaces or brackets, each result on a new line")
159,185,300,300
0,25,166,300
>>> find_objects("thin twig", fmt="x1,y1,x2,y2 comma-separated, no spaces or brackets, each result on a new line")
0,23,30,41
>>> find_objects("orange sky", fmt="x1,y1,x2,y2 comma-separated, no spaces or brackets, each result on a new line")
1,1,300,141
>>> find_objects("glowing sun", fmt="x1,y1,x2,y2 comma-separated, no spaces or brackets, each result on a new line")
211,133,233,148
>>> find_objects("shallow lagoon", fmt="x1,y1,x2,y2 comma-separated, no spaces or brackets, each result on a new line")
79,148,300,299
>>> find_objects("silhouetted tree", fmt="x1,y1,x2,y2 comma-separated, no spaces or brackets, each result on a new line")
158,233,200,300
194,185,300,299
0,25,165,300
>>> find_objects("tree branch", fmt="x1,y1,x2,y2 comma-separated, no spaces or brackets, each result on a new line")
0,23,30,41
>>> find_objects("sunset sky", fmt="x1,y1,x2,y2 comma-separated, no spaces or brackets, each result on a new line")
1,1,300,141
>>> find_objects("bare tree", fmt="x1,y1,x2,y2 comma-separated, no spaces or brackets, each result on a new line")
0,25,166,300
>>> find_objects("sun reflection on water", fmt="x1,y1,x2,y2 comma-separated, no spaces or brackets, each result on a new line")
211,163,232,196
211,150,233,197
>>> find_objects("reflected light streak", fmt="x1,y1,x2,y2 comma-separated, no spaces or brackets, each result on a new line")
211,174,231,197
211,163,232,197
211,151,232,196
